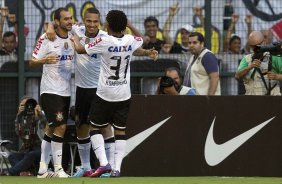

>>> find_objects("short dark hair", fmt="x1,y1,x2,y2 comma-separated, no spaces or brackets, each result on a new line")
3,31,16,39
165,67,182,83
84,7,100,17
189,32,205,43
144,16,159,27
106,10,127,33
229,35,241,46
54,7,68,21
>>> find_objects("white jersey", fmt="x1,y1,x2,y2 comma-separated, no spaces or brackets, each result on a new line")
32,33,74,96
85,34,143,101
72,24,107,88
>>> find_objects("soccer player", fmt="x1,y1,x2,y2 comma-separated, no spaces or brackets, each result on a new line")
47,8,147,177
72,10,158,177
68,7,108,177
30,7,74,178
46,8,111,177
47,7,145,177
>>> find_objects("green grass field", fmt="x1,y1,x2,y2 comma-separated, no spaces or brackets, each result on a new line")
0,177,282,184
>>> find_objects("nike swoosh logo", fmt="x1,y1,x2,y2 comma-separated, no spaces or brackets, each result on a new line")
125,116,171,157
204,117,275,166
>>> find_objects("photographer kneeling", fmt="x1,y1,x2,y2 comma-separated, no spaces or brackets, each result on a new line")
7,96,46,176
157,67,197,95
235,31,282,95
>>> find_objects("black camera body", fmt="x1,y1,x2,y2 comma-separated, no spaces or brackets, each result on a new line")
22,98,37,116
254,42,282,58
159,76,177,94
18,98,38,140
251,42,282,95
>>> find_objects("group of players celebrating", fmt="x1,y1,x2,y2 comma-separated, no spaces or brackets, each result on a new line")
30,7,158,178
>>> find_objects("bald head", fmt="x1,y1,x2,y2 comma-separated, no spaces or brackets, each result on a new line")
261,29,273,44
248,31,264,46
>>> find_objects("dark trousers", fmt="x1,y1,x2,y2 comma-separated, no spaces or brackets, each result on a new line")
8,148,41,175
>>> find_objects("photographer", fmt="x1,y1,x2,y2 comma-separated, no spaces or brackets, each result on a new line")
235,31,282,95
6,96,46,176
157,67,196,95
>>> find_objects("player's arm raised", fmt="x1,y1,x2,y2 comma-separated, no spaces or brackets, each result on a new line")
127,20,145,40
71,34,86,54
133,48,158,61
45,21,57,41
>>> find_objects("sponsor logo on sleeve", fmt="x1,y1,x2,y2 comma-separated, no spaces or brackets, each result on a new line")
134,36,142,41
88,37,102,48
33,37,45,55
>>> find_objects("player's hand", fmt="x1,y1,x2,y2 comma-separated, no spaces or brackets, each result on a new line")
147,48,158,61
70,34,80,43
44,54,59,64
46,23,56,41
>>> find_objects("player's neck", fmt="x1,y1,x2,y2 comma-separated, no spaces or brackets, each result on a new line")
55,28,68,39
85,30,99,38
112,33,124,38
110,32,124,38
108,29,123,38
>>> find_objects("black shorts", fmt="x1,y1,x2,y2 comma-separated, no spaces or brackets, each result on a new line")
75,86,97,127
41,93,70,127
89,96,131,130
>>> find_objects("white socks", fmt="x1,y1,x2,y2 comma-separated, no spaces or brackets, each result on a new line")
104,137,115,168
77,137,91,170
51,134,64,172
38,135,52,174
114,140,126,172
90,133,108,166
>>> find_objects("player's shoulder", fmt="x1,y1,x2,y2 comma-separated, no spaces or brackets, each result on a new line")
33,33,49,56
36,33,49,44
87,34,108,48
124,34,143,42
98,29,107,36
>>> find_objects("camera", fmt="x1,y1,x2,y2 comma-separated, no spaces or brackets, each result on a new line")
22,98,37,117
22,98,37,116
254,42,282,57
18,98,38,140
159,76,177,94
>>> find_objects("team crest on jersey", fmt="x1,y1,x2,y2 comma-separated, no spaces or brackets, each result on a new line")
64,42,69,50
85,37,90,44
56,111,64,122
